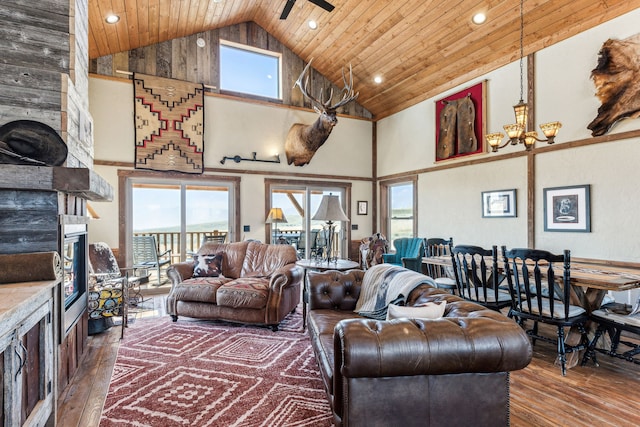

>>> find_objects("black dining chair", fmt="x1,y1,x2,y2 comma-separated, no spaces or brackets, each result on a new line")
424,237,456,292
450,244,512,311
581,300,640,366
502,246,589,376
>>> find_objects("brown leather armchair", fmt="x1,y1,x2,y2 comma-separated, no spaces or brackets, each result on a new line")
166,240,303,330
307,269,532,427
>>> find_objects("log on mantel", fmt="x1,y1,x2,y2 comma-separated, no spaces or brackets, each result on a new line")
0,164,113,201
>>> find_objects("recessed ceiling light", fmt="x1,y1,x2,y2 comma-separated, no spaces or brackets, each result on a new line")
472,12,487,25
308,20,318,30
105,14,120,24
374,76,383,84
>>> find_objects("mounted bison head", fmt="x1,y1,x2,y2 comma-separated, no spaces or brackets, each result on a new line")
588,34,640,136
284,59,359,166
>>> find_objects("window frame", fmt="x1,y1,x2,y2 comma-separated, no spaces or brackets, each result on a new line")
118,170,240,265
219,40,283,101
265,179,352,260
379,176,418,244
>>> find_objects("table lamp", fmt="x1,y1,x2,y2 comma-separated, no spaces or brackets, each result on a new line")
312,194,349,261
265,207,287,243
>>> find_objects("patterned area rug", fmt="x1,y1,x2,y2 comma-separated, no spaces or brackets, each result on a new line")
100,308,333,426
133,73,205,174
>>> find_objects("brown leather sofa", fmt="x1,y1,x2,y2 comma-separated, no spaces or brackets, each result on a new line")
166,240,302,330
307,269,532,427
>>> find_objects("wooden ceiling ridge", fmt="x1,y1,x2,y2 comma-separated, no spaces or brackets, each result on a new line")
87,0,640,119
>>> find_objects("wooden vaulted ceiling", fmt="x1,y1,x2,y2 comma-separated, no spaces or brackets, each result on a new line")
88,0,640,119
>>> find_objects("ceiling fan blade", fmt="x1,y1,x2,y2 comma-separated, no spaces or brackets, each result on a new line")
280,0,296,19
308,0,335,12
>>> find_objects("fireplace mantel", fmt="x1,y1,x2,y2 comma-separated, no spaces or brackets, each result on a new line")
0,165,112,201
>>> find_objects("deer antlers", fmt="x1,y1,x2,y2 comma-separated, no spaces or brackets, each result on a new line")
294,59,359,113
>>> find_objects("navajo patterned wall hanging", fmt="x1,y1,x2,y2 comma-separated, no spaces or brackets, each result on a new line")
133,73,205,174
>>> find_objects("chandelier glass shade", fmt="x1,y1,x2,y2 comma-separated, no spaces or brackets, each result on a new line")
486,0,561,152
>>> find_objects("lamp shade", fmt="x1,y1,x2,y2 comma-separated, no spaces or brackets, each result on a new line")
312,195,349,222
265,207,288,224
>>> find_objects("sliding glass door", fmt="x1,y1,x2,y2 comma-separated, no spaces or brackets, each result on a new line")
130,179,234,262
268,181,351,260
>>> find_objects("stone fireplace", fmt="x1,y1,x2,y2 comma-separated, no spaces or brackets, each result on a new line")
1,0,113,401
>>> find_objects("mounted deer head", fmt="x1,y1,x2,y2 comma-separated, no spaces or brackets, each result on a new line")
285,59,359,166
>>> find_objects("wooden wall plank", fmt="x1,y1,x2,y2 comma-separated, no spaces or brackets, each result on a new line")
91,22,372,119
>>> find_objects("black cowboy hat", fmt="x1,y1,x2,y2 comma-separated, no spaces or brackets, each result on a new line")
0,120,68,166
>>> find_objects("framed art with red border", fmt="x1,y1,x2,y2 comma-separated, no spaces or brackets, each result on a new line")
435,81,486,162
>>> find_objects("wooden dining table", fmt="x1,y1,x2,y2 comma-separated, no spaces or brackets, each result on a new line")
422,255,640,368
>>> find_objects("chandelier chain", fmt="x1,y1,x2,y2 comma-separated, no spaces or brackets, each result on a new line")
519,0,524,102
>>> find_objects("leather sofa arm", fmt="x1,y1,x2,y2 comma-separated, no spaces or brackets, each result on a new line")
268,264,303,292
308,269,365,311
166,262,194,287
334,315,532,377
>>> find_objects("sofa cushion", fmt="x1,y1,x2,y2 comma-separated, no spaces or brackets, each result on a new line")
196,241,249,279
193,253,224,277
241,241,298,277
217,277,270,309
386,301,446,320
174,277,229,303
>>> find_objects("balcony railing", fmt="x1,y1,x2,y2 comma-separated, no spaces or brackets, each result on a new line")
133,228,343,262
133,231,227,262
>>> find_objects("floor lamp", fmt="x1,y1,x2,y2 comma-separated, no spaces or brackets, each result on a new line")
266,208,287,244
312,194,349,262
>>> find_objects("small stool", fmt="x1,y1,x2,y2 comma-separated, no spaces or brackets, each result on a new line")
435,277,456,294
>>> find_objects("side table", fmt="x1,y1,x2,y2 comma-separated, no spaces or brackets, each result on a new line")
296,258,359,329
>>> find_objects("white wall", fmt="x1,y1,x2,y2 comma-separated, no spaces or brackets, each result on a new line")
377,9,640,302
378,9,640,259
88,77,374,248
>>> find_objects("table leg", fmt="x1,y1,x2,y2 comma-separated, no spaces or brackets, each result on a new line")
562,287,607,369
302,268,308,330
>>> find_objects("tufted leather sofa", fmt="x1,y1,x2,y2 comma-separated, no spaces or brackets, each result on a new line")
166,240,303,330
307,269,532,427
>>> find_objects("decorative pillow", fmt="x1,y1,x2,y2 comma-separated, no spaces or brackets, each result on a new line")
386,301,447,321
193,252,224,278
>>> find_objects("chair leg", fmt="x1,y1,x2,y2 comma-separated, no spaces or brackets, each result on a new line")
581,325,603,367
557,326,567,376
531,321,539,346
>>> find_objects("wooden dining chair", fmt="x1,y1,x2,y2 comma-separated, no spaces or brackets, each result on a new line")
501,246,589,376
450,244,512,311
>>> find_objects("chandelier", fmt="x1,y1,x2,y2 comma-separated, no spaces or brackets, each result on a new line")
486,0,561,152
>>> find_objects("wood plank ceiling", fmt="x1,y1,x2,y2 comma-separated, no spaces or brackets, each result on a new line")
88,0,640,120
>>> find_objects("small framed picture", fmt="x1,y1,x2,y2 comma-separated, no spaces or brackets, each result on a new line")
357,201,368,215
481,189,516,218
543,184,591,232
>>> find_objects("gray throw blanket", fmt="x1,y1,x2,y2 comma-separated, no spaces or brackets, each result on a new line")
354,264,437,319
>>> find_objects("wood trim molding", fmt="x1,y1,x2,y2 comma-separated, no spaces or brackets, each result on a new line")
377,128,640,182
95,161,373,183
89,73,373,123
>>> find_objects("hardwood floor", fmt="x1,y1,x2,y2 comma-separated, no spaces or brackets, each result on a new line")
57,297,639,427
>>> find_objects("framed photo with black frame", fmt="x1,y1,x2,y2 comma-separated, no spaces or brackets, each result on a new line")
543,184,591,232
481,189,517,218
